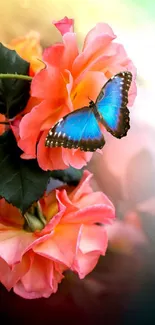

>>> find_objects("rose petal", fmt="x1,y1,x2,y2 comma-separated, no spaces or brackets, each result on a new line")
62,148,93,169
14,254,65,299
31,64,67,102
0,254,30,290
61,204,115,225
14,281,52,299
72,250,100,279
0,226,34,264
34,224,81,267
70,170,93,201
53,17,74,36
83,23,116,49
79,224,108,254
72,24,115,80
72,225,108,279
43,43,65,65
37,131,68,171
62,33,79,70
18,100,63,159
72,71,107,108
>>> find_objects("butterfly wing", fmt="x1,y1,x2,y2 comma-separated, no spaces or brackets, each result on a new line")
45,106,105,152
95,71,132,138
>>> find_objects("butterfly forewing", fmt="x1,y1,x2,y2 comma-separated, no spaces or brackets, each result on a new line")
95,71,132,138
45,106,105,152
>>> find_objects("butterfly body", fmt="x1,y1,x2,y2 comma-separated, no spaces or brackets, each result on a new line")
45,71,132,152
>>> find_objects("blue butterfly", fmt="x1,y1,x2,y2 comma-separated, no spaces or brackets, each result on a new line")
45,71,132,152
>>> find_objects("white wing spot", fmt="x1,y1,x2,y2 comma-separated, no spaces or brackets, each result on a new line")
57,118,63,126
58,132,61,137
63,133,66,138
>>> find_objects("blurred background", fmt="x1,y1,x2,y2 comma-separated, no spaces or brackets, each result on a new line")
0,0,155,324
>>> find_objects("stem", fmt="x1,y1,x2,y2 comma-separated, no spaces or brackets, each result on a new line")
24,212,45,232
36,201,46,226
0,73,32,81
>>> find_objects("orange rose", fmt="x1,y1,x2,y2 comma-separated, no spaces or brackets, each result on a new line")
16,17,137,170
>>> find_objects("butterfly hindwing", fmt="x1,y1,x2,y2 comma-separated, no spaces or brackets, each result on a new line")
95,71,132,138
45,107,105,152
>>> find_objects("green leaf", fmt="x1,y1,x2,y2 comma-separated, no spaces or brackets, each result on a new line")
50,167,83,186
0,130,50,213
0,43,30,119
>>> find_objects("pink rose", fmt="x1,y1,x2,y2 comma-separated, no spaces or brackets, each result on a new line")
0,171,115,299
15,17,137,171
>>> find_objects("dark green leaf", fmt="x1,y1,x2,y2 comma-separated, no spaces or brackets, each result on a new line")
0,43,30,118
0,130,50,213
50,167,83,186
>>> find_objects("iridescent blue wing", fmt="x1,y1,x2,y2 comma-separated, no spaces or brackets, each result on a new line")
95,71,132,138
45,106,105,152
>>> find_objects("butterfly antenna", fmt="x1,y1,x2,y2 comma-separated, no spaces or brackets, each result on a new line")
88,96,94,102
88,96,94,106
